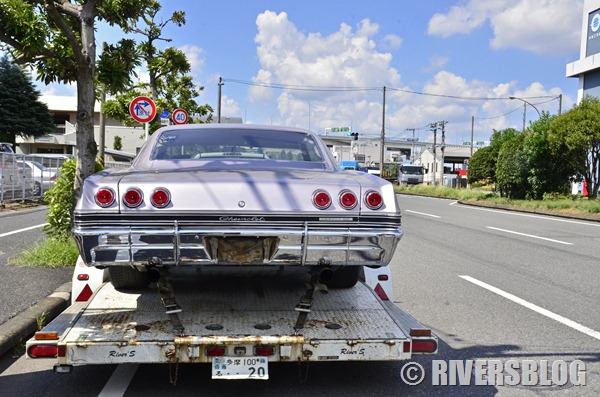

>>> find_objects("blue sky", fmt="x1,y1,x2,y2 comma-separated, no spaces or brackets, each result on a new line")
39,0,584,145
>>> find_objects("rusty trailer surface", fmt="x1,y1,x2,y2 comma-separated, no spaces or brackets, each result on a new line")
29,272,436,371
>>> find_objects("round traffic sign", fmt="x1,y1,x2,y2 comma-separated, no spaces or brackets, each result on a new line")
129,96,157,123
172,108,189,125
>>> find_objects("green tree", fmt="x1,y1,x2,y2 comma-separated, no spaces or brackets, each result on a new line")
0,55,55,144
102,3,212,133
467,145,494,186
113,135,122,151
0,0,149,197
496,133,529,199
548,96,600,199
523,112,572,199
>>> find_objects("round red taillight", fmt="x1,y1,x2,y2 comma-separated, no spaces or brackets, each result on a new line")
95,187,115,207
339,190,358,209
364,190,383,210
313,190,331,209
123,188,143,208
151,188,171,208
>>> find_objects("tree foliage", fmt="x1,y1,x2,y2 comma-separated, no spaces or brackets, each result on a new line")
467,145,494,186
0,55,55,144
102,2,212,133
523,112,572,199
548,96,600,199
0,0,150,197
496,133,529,199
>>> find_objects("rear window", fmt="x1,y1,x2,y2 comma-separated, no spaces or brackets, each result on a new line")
150,128,324,162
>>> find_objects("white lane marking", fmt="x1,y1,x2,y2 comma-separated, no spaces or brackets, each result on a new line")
404,210,441,218
460,275,600,341
486,226,573,245
456,203,600,227
0,223,47,238
98,364,139,397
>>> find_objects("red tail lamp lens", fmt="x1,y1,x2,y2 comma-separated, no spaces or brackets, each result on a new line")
95,188,115,207
365,190,383,209
255,346,275,356
151,188,171,208
313,190,331,209
123,188,143,207
339,190,358,209
206,346,226,357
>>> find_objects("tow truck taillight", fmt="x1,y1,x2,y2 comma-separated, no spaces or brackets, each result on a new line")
339,190,358,209
95,187,115,207
28,345,58,358
364,190,383,209
206,346,226,357
312,190,331,209
255,346,275,356
151,188,171,208
123,187,143,208
410,339,438,353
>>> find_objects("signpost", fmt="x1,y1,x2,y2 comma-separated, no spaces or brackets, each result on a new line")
172,108,189,125
129,96,156,140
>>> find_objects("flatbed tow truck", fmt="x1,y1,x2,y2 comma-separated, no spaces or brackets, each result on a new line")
26,260,437,381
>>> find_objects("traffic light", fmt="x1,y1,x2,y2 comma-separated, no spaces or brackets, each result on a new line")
347,132,359,140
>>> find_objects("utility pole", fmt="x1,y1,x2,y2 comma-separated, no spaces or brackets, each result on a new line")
558,94,562,115
470,116,474,158
405,128,416,162
439,121,447,187
379,86,386,176
217,77,223,123
430,123,438,186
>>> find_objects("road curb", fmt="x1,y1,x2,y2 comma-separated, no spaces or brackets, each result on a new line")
0,282,71,357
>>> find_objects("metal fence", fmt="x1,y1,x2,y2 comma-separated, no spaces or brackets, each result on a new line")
0,154,131,204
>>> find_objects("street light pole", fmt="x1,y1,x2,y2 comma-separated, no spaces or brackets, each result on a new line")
509,96,541,131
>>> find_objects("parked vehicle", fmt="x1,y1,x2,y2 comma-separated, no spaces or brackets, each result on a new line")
399,164,425,185
72,125,403,290
1,143,33,200
17,160,58,197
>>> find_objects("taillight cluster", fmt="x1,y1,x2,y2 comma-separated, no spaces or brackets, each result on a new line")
95,187,171,208
312,189,383,210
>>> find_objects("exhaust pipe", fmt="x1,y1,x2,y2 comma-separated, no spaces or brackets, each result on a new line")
318,268,334,283
146,267,167,283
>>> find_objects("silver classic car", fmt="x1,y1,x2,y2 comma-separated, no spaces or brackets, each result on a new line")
73,124,403,289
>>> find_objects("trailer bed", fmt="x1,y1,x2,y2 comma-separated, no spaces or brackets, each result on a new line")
32,272,435,370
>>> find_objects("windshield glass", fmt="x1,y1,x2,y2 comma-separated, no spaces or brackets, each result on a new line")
401,166,423,175
151,128,324,162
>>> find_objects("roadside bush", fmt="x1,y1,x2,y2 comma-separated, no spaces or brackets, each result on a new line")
44,159,104,238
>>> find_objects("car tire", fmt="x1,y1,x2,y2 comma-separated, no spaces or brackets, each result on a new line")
33,182,41,197
325,266,363,289
109,267,149,291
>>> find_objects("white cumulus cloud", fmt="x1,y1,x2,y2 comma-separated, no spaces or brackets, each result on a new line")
427,0,582,56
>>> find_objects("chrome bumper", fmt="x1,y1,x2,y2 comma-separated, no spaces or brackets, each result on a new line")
72,222,403,267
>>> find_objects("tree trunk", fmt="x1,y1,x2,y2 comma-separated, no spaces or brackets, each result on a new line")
73,6,98,202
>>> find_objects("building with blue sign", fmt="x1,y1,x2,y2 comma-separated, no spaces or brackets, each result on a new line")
567,0,600,101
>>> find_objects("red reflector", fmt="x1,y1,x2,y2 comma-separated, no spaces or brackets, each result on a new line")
75,284,94,302
411,339,438,353
364,190,383,209
377,274,389,281
403,341,411,353
95,187,115,207
58,344,66,357
123,188,143,207
77,274,89,281
255,346,275,356
206,347,226,357
151,188,171,208
313,190,331,209
373,283,389,300
28,345,58,358
339,190,357,209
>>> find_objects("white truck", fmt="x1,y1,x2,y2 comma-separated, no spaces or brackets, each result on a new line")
26,259,437,381
398,164,425,185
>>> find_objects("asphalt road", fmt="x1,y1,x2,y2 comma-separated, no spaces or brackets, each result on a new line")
0,196,599,396
0,207,72,325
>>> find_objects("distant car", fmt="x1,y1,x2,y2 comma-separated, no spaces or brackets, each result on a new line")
17,160,58,197
72,124,403,290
